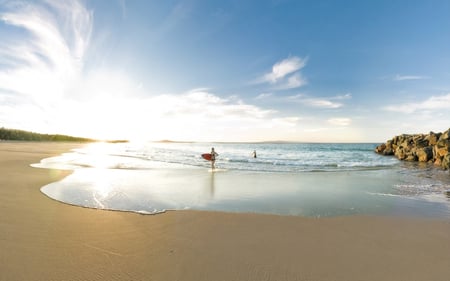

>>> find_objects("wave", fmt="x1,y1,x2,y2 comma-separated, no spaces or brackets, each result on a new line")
32,142,400,173
367,192,405,198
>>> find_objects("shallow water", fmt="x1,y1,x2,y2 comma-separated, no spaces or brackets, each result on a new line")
33,142,450,218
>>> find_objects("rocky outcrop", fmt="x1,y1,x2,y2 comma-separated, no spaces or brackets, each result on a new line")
375,128,450,170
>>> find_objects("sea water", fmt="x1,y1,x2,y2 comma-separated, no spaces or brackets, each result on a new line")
32,142,450,218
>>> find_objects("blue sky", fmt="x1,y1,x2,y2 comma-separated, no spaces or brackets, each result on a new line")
1,0,449,142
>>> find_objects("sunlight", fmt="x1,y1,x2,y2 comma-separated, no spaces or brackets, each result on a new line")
90,170,112,207
79,142,115,168
75,143,118,206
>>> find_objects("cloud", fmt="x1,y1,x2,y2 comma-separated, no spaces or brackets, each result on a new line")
271,117,300,127
0,1,306,142
303,127,327,133
334,93,352,100
256,56,308,90
275,72,307,90
0,0,92,105
383,93,450,114
328,118,351,126
163,90,277,120
70,89,296,141
303,99,343,109
264,56,307,83
1,63,300,140
255,93,273,99
289,93,351,109
393,74,429,81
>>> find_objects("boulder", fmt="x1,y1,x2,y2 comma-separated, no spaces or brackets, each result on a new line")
427,132,441,146
395,147,407,160
405,154,418,161
375,143,386,154
435,139,450,157
413,134,428,147
383,148,394,155
434,157,442,167
440,128,450,140
443,153,450,170
416,147,433,162
376,129,450,170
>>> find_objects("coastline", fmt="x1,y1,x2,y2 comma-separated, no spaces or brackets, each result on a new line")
1,142,450,281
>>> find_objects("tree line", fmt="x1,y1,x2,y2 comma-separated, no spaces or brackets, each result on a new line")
0,127,94,142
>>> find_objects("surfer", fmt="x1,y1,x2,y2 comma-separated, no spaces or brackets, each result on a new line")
211,147,218,170
252,150,257,158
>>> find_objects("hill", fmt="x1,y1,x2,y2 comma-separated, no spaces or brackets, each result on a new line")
0,127,94,142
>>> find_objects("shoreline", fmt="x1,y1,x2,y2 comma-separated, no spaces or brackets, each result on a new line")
1,142,450,281
35,142,450,218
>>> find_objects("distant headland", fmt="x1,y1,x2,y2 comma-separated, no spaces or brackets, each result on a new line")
375,128,450,170
0,127,127,143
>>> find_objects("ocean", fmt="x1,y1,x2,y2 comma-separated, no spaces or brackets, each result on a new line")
32,142,450,218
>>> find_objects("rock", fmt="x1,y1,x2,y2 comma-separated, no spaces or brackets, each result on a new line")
405,154,418,161
413,134,428,147
443,153,450,170
416,147,433,162
383,148,394,155
375,143,386,153
434,157,442,167
427,132,441,146
435,139,450,157
395,147,407,160
375,142,395,155
376,129,450,170
440,128,450,140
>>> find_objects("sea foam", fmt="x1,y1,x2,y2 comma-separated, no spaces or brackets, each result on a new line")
34,142,450,218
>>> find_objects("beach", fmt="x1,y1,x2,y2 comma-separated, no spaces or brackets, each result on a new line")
1,142,450,281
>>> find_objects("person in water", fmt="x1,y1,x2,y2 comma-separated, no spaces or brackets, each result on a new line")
252,150,257,158
210,147,219,170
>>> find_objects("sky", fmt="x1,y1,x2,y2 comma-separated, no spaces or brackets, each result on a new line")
1,0,450,142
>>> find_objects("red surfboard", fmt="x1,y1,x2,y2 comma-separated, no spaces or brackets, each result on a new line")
201,153,212,161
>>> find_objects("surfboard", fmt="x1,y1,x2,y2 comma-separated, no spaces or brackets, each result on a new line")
201,153,212,161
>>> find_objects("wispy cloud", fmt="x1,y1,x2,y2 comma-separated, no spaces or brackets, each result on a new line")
0,1,304,141
289,93,351,109
0,0,95,134
383,93,450,114
328,118,351,126
0,0,92,104
304,99,343,108
334,93,352,100
256,56,308,90
166,90,277,120
69,89,295,141
255,93,273,99
275,72,307,90
264,56,306,83
272,117,300,127
393,74,429,81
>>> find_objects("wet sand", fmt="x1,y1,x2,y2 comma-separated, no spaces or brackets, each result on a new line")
1,141,450,281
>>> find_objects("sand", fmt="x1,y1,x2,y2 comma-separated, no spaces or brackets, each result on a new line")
1,141,450,281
